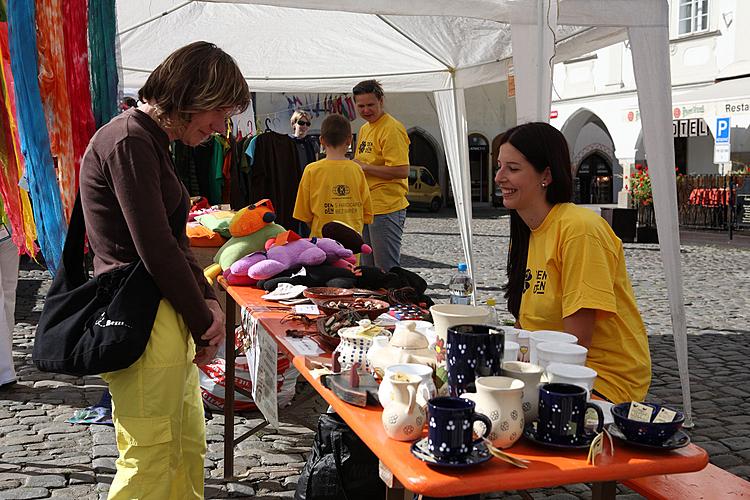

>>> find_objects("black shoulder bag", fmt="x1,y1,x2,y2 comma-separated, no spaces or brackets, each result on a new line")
295,412,384,500
33,195,163,376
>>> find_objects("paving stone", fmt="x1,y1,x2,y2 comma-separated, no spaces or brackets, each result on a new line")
227,482,256,496
711,454,743,468
25,474,68,488
720,437,750,451
92,457,116,473
92,445,119,458
0,487,50,499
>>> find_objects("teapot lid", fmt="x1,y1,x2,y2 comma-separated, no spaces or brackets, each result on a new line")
390,321,429,349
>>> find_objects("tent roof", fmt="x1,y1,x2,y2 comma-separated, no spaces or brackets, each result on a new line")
116,0,624,92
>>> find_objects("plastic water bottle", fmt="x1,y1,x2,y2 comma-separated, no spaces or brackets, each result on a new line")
448,263,473,305
484,297,499,327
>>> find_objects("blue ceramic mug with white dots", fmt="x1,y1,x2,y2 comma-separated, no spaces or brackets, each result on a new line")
538,383,604,445
427,396,492,461
447,324,504,397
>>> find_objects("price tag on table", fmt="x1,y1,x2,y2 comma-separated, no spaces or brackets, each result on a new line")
294,304,320,315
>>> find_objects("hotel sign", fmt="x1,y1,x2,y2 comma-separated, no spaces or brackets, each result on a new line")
673,118,708,138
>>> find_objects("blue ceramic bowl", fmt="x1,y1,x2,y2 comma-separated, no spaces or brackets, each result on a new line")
611,402,685,446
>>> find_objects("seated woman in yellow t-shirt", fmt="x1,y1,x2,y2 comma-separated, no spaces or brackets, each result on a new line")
293,114,373,238
495,122,651,404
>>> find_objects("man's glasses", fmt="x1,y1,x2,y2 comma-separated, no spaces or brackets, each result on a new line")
296,120,311,127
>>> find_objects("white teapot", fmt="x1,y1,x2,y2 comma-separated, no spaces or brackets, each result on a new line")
367,321,436,376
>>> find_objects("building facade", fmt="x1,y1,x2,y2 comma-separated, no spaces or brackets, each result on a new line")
552,0,750,205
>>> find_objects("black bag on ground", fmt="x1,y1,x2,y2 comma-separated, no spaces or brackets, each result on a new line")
295,412,384,500
32,195,161,376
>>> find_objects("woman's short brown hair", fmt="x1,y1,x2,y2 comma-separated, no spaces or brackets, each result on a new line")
138,41,250,129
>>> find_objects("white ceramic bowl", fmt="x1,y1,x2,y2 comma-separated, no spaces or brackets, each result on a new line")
536,342,588,370
546,362,597,399
529,330,578,365
503,341,520,362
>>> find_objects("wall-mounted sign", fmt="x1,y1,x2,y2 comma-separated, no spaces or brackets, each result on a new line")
672,118,708,138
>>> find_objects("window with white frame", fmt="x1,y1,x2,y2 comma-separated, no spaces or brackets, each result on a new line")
678,0,709,35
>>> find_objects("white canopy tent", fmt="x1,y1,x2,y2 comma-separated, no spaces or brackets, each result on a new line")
116,0,692,423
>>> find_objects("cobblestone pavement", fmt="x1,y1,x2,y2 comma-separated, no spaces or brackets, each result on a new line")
1,209,749,499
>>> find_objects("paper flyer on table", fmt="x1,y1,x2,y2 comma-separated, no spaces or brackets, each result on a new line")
250,323,279,428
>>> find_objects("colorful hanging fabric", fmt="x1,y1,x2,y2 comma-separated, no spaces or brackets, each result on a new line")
88,0,118,129
7,0,66,272
36,0,76,220
62,0,95,192
0,19,35,255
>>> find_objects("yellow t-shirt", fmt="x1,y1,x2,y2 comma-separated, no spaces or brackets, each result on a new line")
519,203,651,403
293,159,373,237
354,113,410,215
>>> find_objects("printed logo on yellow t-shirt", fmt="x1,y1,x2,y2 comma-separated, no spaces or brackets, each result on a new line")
524,268,548,295
358,141,373,155
332,184,350,196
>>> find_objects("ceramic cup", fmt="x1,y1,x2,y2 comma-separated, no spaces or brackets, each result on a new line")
529,330,578,365
546,362,598,400
502,361,545,422
447,324,504,397
503,341,520,362
427,396,492,461
538,383,604,445
536,342,588,371
379,363,436,409
498,326,520,344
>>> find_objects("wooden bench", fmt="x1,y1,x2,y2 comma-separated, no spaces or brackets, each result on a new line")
622,463,750,499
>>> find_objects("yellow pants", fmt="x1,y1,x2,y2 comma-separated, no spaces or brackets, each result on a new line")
102,300,206,500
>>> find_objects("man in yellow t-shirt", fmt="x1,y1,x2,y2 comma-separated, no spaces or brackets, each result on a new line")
294,114,373,238
519,203,651,403
352,80,410,271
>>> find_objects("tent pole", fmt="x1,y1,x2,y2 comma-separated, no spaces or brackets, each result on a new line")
628,22,694,427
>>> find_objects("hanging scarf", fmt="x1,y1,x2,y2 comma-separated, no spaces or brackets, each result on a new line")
7,0,66,272
62,0,95,191
88,0,118,129
0,20,34,255
36,0,76,220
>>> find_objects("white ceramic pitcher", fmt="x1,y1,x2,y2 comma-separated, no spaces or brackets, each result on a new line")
461,376,525,449
381,373,426,442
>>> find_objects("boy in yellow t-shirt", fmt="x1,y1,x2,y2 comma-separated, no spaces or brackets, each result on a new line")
293,114,373,237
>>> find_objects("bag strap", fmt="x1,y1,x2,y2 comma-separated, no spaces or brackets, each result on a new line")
329,431,351,500
63,191,186,283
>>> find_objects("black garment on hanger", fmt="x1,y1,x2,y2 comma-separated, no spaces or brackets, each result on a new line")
249,131,302,229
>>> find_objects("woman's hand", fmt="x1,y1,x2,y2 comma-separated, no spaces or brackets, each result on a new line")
193,299,226,365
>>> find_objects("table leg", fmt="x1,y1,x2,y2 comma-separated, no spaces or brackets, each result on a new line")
223,290,237,479
591,481,617,500
380,461,412,500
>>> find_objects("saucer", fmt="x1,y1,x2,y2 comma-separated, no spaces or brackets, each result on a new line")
523,422,596,450
410,437,491,468
607,424,690,450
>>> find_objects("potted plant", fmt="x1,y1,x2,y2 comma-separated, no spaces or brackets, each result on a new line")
627,164,658,243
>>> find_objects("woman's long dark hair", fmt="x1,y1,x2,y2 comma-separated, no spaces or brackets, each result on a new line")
499,122,573,318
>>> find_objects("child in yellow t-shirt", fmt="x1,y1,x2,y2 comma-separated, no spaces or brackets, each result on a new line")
293,114,373,237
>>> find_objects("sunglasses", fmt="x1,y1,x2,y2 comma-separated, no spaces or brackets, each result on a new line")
296,120,311,127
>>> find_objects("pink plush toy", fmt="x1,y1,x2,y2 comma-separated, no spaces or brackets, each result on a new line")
242,231,329,281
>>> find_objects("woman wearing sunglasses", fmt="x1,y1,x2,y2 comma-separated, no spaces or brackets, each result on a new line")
290,110,320,236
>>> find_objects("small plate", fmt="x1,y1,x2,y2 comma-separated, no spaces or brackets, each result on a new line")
607,424,690,451
523,422,596,450
410,437,491,468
